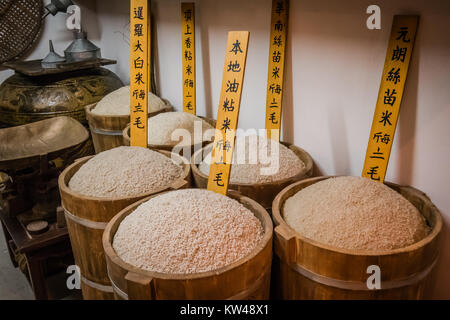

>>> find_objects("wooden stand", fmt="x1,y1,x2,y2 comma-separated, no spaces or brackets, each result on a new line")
0,210,74,300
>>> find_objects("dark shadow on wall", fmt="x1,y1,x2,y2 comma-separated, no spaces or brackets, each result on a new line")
282,13,323,176
312,162,325,177
78,0,101,41
281,9,294,144
198,0,213,118
327,104,351,176
151,1,161,97
395,30,420,184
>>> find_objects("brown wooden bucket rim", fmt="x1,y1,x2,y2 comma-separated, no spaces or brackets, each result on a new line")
103,189,273,281
85,103,129,121
272,175,443,257
190,141,314,187
122,115,216,149
107,260,271,300
85,101,173,121
58,149,191,202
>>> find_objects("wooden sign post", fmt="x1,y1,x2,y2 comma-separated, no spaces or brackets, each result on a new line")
129,0,149,147
181,2,196,114
362,15,418,182
265,0,289,141
207,31,250,195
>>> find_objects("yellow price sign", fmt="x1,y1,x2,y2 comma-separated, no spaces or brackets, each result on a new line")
265,0,289,141
130,0,149,147
207,31,250,195
362,15,418,182
181,3,196,114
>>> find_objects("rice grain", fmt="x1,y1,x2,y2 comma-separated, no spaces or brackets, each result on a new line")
92,86,167,115
283,176,429,251
147,111,214,146
199,135,305,184
113,189,263,274
68,146,184,198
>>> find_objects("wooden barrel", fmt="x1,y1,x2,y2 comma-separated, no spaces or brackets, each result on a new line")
85,102,173,153
271,176,443,299
191,142,313,209
122,116,216,159
103,190,273,300
58,151,191,300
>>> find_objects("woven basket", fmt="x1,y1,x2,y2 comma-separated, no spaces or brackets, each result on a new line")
0,0,43,64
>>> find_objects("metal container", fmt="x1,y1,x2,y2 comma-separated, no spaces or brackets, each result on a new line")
0,67,123,127
64,31,101,63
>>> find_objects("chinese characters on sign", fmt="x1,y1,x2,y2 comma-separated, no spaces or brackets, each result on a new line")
207,31,250,195
181,3,196,114
265,0,289,141
362,16,418,182
130,0,149,147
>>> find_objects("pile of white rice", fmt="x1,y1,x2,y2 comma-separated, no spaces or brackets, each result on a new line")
283,176,430,251
68,146,184,198
147,111,214,146
113,189,263,274
91,86,167,116
199,135,305,184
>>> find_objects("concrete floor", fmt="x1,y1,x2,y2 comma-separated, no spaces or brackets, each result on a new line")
0,226,83,300
0,226,34,300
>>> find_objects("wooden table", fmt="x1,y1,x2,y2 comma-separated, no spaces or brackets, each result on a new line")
0,210,74,300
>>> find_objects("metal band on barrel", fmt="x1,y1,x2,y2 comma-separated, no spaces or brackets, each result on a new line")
63,207,108,230
80,274,114,293
106,266,270,300
107,267,129,300
89,126,124,136
288,257,438,291
226,267,270,299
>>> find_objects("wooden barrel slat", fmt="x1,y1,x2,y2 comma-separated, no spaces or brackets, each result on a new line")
271,176,443,300
273,257,437,299
58,151,191,300
191,142,314,209
103,190,273,300
85,102,173,153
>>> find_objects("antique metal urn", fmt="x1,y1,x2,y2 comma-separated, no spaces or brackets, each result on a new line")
0,3,123,128
0,67,123,127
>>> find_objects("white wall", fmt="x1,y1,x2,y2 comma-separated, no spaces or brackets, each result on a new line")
1,0,449,298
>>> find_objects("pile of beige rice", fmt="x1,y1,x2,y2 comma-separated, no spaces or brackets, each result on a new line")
199,134,305,184
68,146,184,198
283,176,429,251
112,189,263,274
146,111,214,146
91,86,167,116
